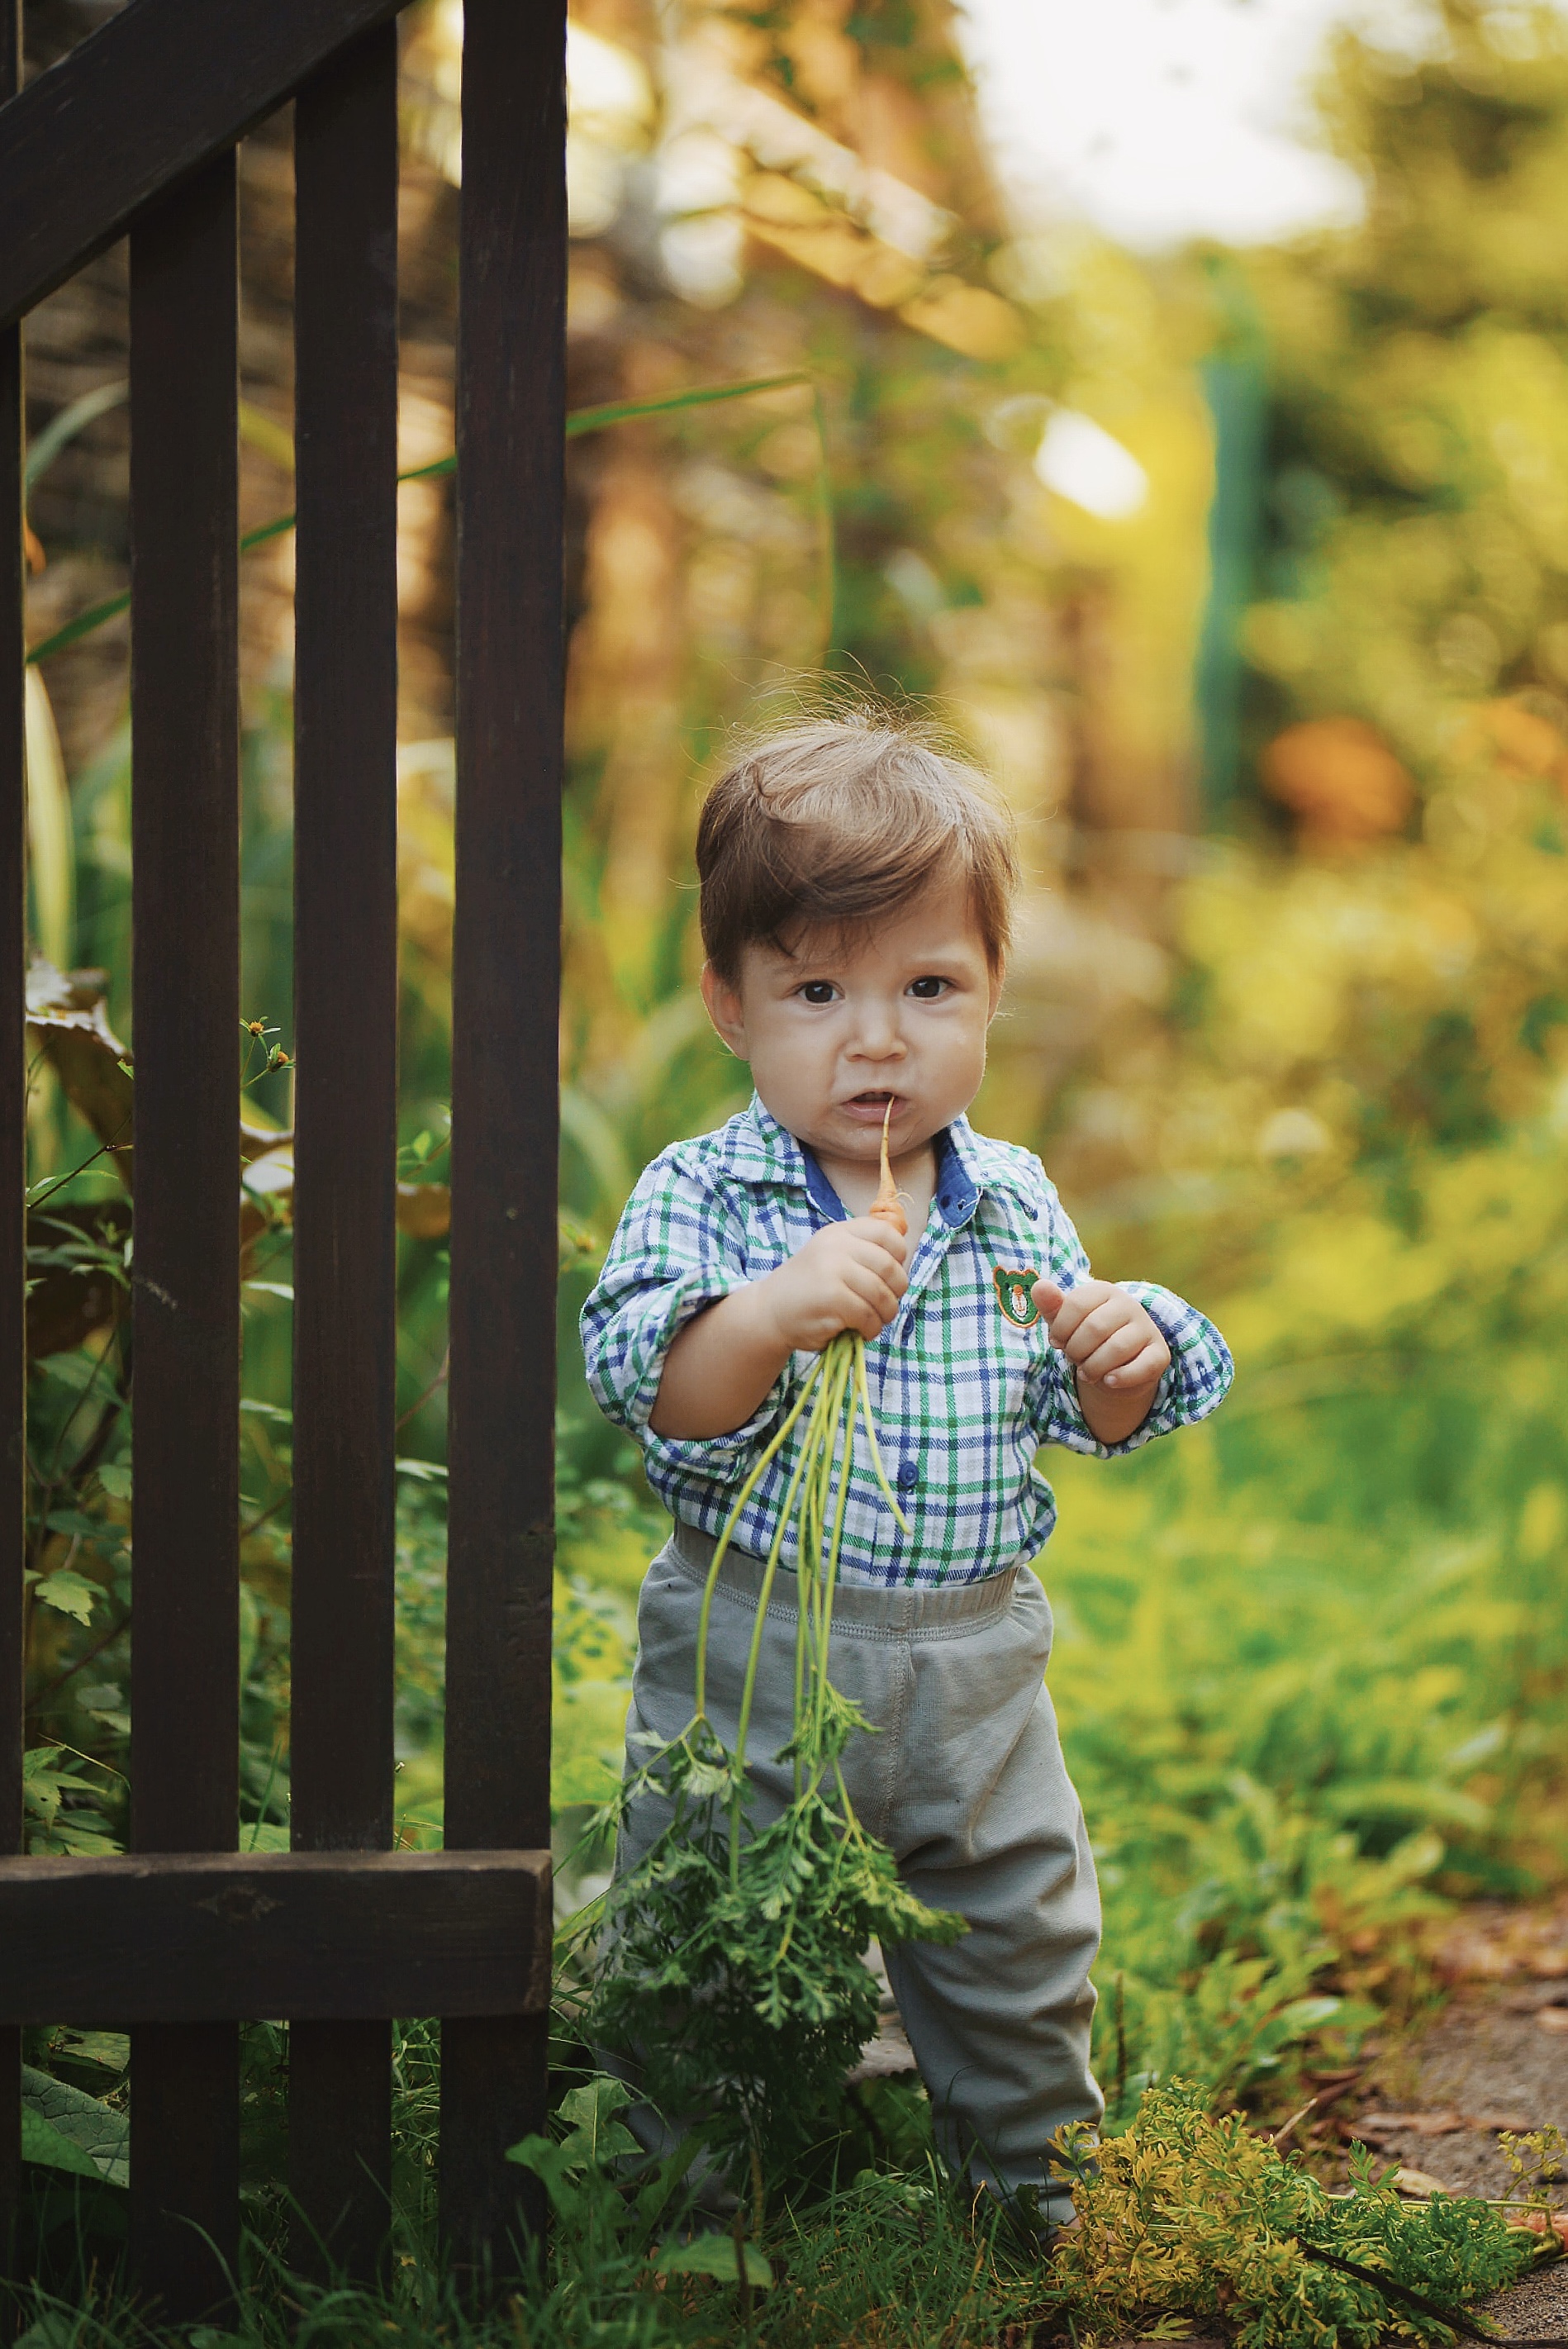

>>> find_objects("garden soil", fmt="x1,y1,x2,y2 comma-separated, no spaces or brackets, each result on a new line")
1371,1963,1568,2339
1313,1895,1568,2344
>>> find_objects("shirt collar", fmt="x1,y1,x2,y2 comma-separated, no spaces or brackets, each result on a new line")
725,1093,1033,1231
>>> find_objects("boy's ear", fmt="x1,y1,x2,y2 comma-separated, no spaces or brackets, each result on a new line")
700,962,749,1059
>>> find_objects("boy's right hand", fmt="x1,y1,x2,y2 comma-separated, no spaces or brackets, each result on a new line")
650,1218,910,1437
758,1216,910,1354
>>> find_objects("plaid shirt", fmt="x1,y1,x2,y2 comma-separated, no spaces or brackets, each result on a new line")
581,1096,1233,1589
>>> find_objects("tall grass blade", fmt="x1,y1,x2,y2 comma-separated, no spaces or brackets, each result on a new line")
26,372,822,668
24,379,128,493
25,666,74,967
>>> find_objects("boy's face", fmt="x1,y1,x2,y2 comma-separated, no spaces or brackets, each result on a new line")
701,876,1002,1166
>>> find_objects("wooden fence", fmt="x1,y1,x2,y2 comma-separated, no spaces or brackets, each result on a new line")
0,0,563,2317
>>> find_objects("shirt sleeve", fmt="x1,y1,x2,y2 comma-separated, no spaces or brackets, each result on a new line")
579,1149,787,1506
1029,1183,1233,1458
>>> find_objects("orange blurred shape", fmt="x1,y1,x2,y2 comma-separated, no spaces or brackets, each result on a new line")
1258,717,1414,846
1465,696,1568,784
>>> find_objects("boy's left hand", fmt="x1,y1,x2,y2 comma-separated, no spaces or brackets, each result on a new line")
1032,1277,1170,1438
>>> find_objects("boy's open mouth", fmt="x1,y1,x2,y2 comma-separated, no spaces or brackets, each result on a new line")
843,1089,903,1119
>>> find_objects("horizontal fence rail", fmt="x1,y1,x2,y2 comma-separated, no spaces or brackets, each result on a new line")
0,1852,551,2022
0,0,564,2318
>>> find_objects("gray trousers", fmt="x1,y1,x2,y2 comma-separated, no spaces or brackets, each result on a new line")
617,1521,1104,2212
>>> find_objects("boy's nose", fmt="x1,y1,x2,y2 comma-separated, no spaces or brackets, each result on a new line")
849,1006,905,1058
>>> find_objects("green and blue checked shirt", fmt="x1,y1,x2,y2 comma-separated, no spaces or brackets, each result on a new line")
582,1096,1233,1588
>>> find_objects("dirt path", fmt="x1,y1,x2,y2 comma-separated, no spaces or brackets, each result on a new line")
1347,1984,1568,2337
1333,1899,1568,2341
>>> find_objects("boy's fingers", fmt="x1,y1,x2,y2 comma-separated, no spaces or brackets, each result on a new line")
849,1216,910,1268
829,1291,880,1343
844,1249,905,1301
1102,1339,1170,1392
1036,1279,1096,1339
1077,1322,1150,1382
1057,1297,1125,1359
840,1263,902,1329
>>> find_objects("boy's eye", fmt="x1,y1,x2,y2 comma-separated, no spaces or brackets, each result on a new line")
798,981,839,1006
907,975,951,1000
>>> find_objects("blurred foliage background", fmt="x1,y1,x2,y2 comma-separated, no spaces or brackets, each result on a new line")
17,0,1568,2125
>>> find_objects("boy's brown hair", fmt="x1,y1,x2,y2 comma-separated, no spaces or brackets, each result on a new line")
696,714,1019,984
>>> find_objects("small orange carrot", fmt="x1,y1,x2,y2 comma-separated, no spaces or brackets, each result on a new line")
870,1100,908,1237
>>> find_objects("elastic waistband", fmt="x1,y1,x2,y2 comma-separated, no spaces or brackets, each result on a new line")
665,1519,1024,1640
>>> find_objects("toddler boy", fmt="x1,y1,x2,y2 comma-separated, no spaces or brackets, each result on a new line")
581,718,1232,2226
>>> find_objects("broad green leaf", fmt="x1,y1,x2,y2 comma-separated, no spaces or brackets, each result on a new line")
76,1685,130,1734
557,2077,639,2171
558,2076,634,2131
96,1462,131,1500
503,2133,586,2222
395,1457,447,1481
31,1569,99,1624
559,2118,641,2173
1266,1995,1343,2041
504,2132,555,2172
44,1509,104,1538
37,1813,119,1857
50,2030,128,2076
655,2236,773,2289
21,2108,107,2183
242,1819,290,1852
21,2066,128,2185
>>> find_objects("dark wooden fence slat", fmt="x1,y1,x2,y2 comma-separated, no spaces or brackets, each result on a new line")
128,151,242,2323
288,21,402,2283
0,0,21,2283
442,0,566,2277
0,1850,551,2021
0,0,416,333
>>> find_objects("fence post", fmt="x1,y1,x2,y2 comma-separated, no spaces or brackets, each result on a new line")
0,0,21,2303
440,0,566,2281
287,17,402,2283
127,151,242,2323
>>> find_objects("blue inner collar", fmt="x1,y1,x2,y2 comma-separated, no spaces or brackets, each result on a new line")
801,1128,981,1231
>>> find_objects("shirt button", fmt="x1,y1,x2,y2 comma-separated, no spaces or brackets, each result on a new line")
896,1458,919,1491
